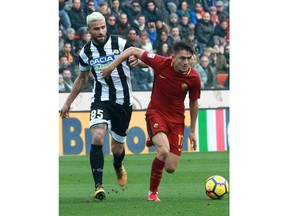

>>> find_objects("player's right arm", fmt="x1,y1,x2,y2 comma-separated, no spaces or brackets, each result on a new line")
59,71,89,118
101,47,146,78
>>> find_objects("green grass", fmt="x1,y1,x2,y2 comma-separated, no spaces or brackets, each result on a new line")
59,152,229,216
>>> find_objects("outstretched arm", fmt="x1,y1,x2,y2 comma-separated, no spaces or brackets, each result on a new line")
102,47,146,78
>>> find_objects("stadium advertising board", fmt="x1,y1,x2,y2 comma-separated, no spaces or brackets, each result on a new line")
59,109,230,156
59,90,229,111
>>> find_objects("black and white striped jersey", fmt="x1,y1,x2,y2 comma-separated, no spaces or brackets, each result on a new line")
79,35,134,106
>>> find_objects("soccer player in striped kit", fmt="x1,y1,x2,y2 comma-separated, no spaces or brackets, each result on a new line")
60,12,141,200
101,42,201,202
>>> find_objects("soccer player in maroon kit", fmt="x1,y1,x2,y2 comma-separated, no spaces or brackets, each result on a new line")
101,41,201,202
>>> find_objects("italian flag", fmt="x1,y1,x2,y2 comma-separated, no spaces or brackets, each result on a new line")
197,108,230,152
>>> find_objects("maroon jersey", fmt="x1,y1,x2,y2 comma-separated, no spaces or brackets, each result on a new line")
141,51,201,123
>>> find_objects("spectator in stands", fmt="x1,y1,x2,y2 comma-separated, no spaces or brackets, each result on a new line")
224,44,230,74
139,29,153,52
61,68,74,91
67,0,87,31
59,55,72,71
126,28,141,48
182,30,200,54
63,27,76,49
59,0,71,34
92,0,106,8
213,19,228,47
155,17,170,40
191,55,207,88
215,0,229,22
59,73,66,92
176,1,190,19
131,14,147,35
188,4,198,25
186,0,201,8
202,47,216,65
153,30,174,54
200,55,222,89
203,0,216,12
74,28,91,51
142,0,164,23
131,66,154,91
179,14,192,39
117,12,131,37
170,26,182,43
195,12,215,53
165,1,178,14
212,44,228,74
194,2,205,20
59,54,77,74
157,42,172,57
84,0,95,16
168,13,180,29
139,29,154,83
59,41,77,65
95,1,111,19
111,0,123,20
106,14,119,35
209,6,219,26
124,0,142,24
59,29,65,51
147,21,157,45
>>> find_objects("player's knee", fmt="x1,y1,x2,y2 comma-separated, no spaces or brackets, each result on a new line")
157,149,169,161
111,144,124,155
91,132,104,144
165,166,176,173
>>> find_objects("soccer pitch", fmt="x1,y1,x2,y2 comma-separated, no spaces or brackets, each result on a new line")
59,151,229,216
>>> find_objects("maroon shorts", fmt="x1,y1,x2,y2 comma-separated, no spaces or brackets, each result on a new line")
146,110,185,156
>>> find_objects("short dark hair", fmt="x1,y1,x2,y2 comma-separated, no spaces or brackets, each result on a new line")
173,41,195,55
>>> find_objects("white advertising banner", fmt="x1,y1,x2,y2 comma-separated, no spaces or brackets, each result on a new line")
59,90,229,111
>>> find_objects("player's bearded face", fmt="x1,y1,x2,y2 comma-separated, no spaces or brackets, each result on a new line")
88,21,107,44
174,50,192,74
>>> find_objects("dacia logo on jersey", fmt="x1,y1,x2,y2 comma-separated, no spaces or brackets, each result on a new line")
89,55,116,66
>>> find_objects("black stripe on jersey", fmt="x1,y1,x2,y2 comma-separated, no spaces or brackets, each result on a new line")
96,43,117,103
112,36,130,106
83,42,102,102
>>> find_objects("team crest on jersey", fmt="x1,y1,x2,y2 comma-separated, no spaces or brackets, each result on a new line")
154,123,158,128
147,53,155,58
181,83,188,89
113,49,120,55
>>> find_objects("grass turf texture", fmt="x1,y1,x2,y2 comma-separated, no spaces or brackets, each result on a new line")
59,151,229,216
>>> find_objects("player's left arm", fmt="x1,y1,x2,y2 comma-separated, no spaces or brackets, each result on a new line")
189,99,199,151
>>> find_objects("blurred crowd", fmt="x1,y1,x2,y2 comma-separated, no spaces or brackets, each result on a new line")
59,0,230,92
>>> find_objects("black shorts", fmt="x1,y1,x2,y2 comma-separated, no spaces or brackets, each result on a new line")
89,101,132,143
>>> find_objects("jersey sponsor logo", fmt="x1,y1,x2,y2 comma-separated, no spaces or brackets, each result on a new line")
89,55,116,65
181,83,188,89
147,53,155,58
159,74,167,79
